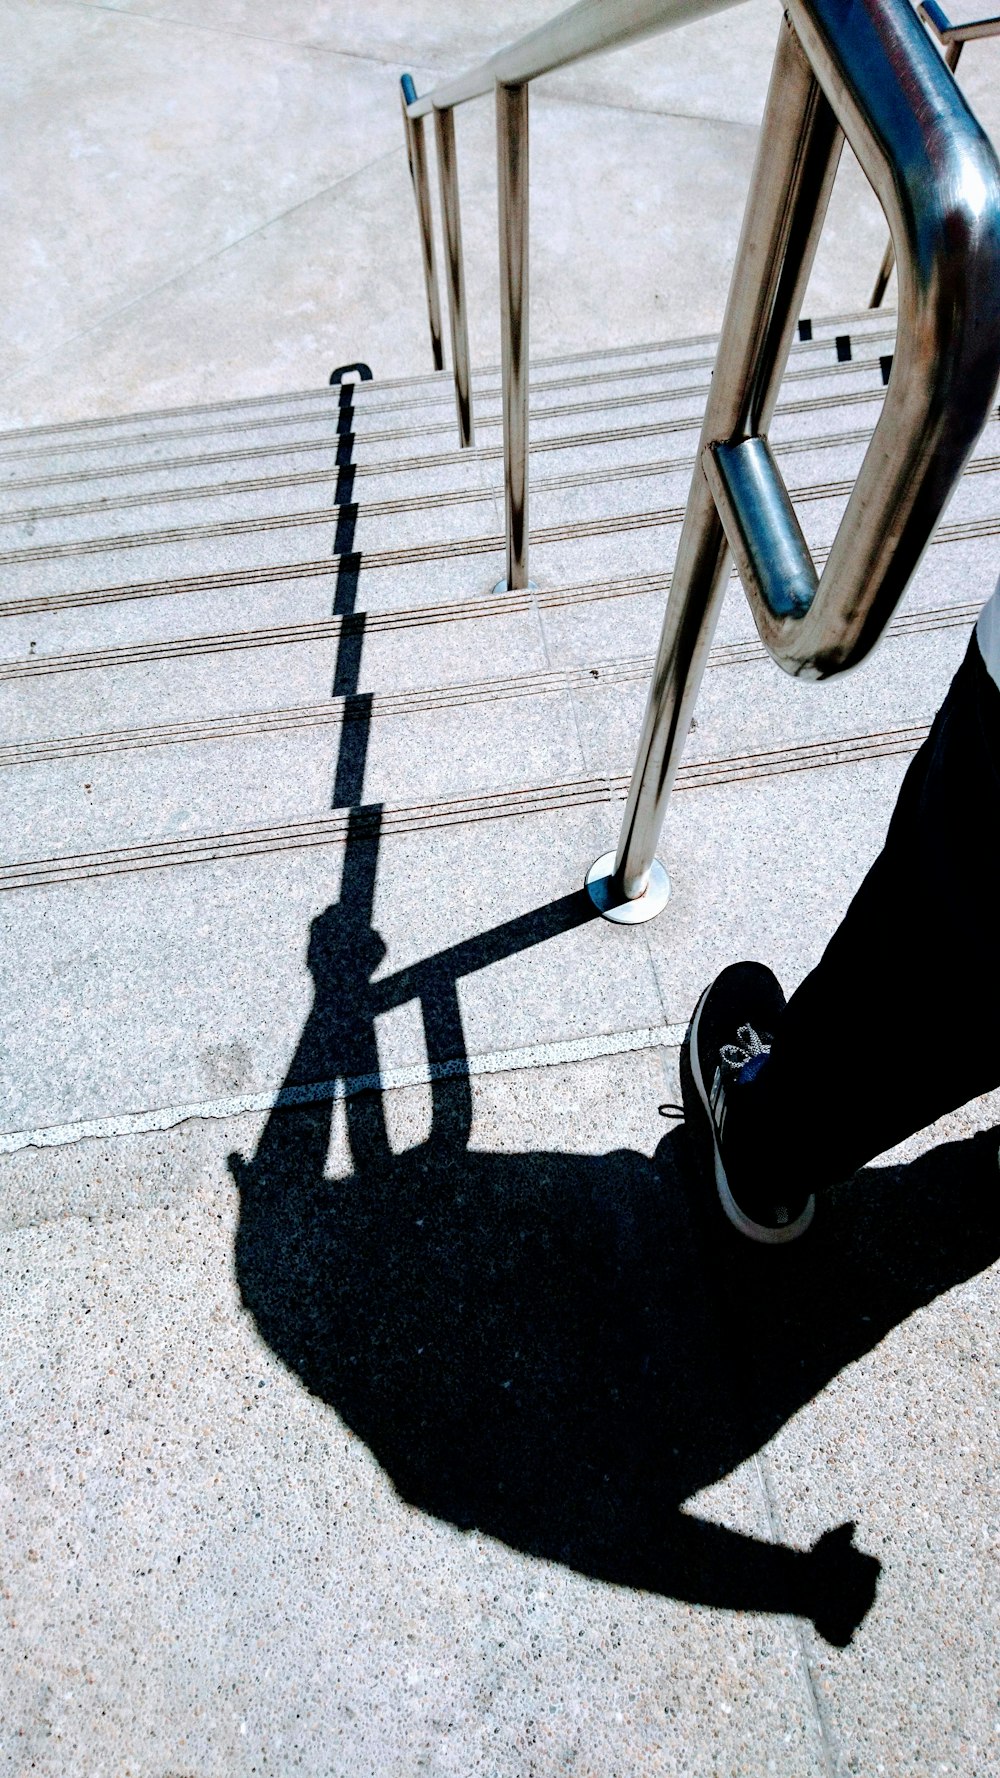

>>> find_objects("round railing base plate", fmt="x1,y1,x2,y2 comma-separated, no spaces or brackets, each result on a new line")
584,851,671,924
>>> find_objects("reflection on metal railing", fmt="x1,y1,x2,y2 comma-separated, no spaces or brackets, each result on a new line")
870,3,1000,307
599,0,1000,919
398,0,1000,923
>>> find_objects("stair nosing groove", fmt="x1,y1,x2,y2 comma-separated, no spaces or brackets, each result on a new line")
0,418,918,530
0,521,986,681
0,385,900,504
0,348,894,470
2,486,995,628
0,598,977,768
0,720,932,894
0,447,953,607
4,438,960,567
0,310,897,452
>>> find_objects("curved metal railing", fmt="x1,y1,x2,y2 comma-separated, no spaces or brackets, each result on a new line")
869,4,1000,307
400,0,1000,921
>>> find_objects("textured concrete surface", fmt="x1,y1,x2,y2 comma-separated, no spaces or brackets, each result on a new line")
1,1054,841,1778
2,340,999,1773
2,1051,997,1774
3,4,1000,1773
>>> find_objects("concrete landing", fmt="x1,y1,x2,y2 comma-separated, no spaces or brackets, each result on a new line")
4,0,997,430
4,1057,997,1777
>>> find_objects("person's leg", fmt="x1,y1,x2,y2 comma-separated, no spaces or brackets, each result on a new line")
685,628,1000,1239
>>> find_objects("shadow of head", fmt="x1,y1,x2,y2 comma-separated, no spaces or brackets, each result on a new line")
230,1048,999,1650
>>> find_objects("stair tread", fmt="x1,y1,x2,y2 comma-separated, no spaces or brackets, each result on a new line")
0,306,896,456
0,750,919,1138
0,337,897,492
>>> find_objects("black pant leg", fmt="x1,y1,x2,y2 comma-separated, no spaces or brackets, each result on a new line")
730,632,1000,1191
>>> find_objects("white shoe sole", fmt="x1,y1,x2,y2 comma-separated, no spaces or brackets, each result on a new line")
688,984,815,1246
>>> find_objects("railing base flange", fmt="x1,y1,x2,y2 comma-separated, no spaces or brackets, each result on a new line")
492,577,539,595
585,851,671,924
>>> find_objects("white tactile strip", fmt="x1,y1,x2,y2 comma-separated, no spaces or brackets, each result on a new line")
0,1020,689,1154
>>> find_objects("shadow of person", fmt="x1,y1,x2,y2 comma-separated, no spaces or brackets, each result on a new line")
230,880,1000,1650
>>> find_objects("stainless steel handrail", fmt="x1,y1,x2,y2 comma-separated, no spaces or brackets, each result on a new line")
868,28,963,310
868,0,1000,308
919,0,1000,48
403,0,741,118
597,0,1000,920
401,0,747,586
496,80,530,587
434,103,475,446
397,0,1000,926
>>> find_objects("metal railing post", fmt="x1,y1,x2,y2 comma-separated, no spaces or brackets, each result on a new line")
434,105,475,447
497,80,530,591
587,16,843,920
399,76,444,372
869,37,963,306
867,235,896,311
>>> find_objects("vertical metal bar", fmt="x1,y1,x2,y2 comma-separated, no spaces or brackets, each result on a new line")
434,105,475,447
400,77,444,372
869,37,962,307
497,80,530,590
608,17,843,907
868,236,896,309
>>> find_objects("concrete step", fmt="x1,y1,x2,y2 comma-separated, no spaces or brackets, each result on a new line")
0,735,936,1143
0,360,927,609
0,540,987,755
0,389,892,530
0,600,971,863
0,306,895,460
1,429,995,665
1,495,991,678
0,331,897,493
8,368,974,553
0,416,900,561
4,593,978,773
0,365,899,521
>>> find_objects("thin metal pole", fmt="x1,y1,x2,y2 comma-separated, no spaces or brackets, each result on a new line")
607,17,843,908
868,235,896,309
869,38,962,307
434,105,475,447
497,80,530,591
399,78,444,372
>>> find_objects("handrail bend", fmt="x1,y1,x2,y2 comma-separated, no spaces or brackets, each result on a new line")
403,0,743,117
869,3,1000,307
716,0,1000,679
607,0,1000,912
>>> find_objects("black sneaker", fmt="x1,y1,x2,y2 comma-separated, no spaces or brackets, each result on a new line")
682,961,815,1244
